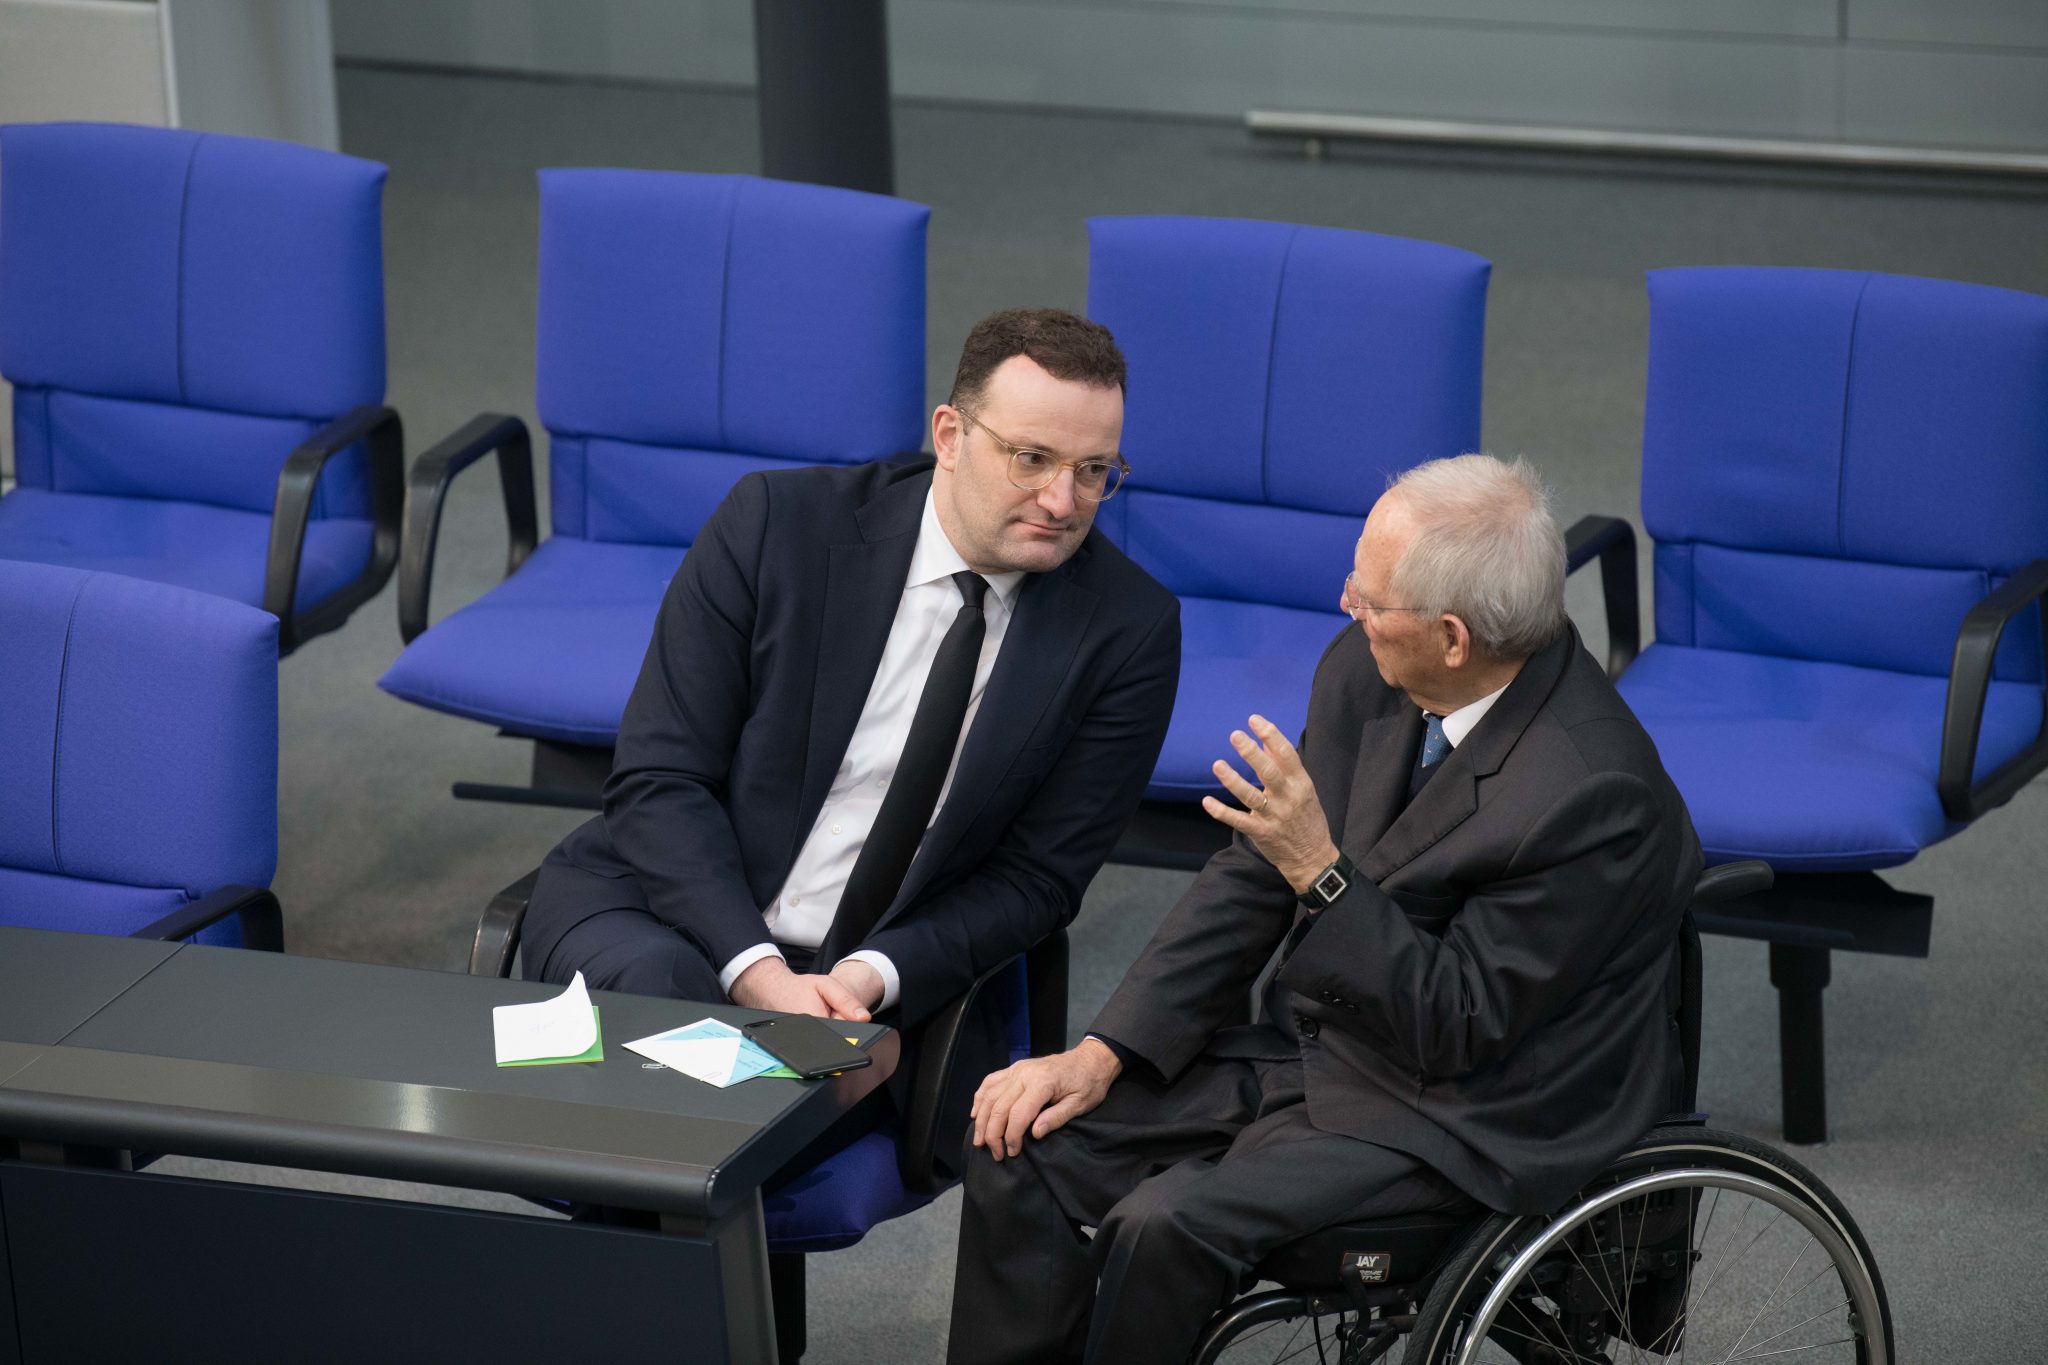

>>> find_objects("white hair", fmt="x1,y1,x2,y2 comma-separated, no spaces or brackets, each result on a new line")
1386,453,1567,662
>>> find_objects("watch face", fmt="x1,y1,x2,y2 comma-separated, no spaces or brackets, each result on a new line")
1313,867,1349,901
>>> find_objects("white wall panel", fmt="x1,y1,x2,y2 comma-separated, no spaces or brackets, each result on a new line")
0,0,171,126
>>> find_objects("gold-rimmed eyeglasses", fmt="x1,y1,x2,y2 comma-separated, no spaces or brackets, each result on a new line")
957,408,1129,502
1341,572,1432,623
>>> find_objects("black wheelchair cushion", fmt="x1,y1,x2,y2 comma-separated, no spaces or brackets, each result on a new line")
1251,1210,1475,1292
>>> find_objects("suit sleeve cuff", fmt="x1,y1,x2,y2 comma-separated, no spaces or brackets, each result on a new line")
1084,1032,1146,1078
841,950,901,1012
718,942,785,995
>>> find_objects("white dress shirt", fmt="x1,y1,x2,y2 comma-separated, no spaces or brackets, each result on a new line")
718,492,1025,1010
1436,681,1508,750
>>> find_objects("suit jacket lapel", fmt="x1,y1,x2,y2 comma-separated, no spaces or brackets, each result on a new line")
792,473,927,863
1356,627,1575,883
884,550,1099,922
1338,710,1421,860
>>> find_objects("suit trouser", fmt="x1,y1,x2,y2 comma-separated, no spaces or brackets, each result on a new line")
529,901,768,999
947,1044,1471,1365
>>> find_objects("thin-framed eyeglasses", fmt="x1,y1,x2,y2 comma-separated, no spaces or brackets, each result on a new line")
957,408,1129,502
1341,571,1433,623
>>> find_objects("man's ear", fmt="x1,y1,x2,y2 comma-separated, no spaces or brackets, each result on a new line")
1439,614,1473,670
933,405,963,473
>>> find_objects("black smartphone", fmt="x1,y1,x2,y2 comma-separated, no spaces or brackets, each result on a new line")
741,1015,874,1080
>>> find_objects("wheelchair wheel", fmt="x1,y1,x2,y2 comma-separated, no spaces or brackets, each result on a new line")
1405,1124,1893,1364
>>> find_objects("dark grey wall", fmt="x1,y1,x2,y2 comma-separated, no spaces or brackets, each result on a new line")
330,0,2048,151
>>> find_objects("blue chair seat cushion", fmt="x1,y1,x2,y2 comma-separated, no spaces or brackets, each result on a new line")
0,866,239,946
0,488,369,615
1149,598,1348,800
377,536,685,747
1619,644,2043,870
761,1125,934,1254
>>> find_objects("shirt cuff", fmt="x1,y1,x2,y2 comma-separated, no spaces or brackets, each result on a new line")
840,949,901,1012
718,942,785,995
1084,1032,1143,1076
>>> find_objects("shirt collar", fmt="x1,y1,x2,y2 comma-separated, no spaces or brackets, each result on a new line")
1434,681,1510,750
911,491,1025,609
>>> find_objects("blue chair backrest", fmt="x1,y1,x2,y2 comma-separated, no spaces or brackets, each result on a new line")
1085,216,1488,609
0,122,388,523
0,560,278,941
1643,267,2048,683
535,169,930,547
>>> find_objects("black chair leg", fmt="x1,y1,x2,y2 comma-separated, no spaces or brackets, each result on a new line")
770,1251,806,1363
1769,942,1831,1145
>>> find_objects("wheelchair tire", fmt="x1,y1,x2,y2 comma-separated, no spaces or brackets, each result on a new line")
1405,1124,1894,1364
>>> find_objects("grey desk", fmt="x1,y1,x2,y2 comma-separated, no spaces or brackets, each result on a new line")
0,926,896,1364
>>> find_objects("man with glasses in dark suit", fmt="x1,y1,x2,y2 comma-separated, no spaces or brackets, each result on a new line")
523,310,1179,1110
952,454,1700,1365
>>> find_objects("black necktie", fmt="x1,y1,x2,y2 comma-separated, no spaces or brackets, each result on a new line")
818,570,990,968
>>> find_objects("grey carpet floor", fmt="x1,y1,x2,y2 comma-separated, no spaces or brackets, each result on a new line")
149,63,2048,1361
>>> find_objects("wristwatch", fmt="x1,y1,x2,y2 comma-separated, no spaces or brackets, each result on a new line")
1298,852,1357,910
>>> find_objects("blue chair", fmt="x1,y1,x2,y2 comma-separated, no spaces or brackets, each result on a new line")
1083,215,1489,860
1569,266,2048,1141
378,169,928,805
0,559,282,949
0,122,401,653
467,876,1063,1362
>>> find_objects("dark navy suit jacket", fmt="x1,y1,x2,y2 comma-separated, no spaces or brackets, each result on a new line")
531,457,1181,1036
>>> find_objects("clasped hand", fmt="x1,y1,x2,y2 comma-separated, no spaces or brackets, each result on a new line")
730,955,881,1022
1201,714,1340,894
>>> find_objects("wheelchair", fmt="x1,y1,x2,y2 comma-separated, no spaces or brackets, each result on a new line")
1193,861,1895,1364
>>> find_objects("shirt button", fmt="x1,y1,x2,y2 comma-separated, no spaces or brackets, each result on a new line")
1297,1016,1319,1039
789,896,802,907
831,824,842,834
878,777,888,788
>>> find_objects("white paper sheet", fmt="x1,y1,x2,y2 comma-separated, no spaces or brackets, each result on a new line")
624,1018,782,1088
492,972,599,1065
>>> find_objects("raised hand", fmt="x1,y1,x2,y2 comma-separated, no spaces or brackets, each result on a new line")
1202,714,1341,894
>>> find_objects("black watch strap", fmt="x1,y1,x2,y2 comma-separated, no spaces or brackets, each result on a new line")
1298,852,1357,910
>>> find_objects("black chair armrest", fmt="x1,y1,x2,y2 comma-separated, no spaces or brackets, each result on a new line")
1693,859,1773,906
265,404,404,653
398,413,538,644
470,868,541,978
1940,558,2048,821
132,885,284,952
900,928,1071,1198
1563,514,1641,679
1025,931,1069,1059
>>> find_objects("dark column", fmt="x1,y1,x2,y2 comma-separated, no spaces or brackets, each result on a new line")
753,0,896,195
1769,942,1832,1145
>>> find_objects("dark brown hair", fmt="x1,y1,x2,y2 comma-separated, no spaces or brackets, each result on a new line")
947,308,1126,410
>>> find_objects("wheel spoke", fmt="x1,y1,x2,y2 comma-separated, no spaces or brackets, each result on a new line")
1719,1338,1854,1361
1675,1184,1720,1365
1722,1227,1811,1360
1717,1298,1853,1363
1558,1226,1633,1326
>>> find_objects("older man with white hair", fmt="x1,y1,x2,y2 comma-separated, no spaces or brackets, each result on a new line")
949,454,1702,1365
